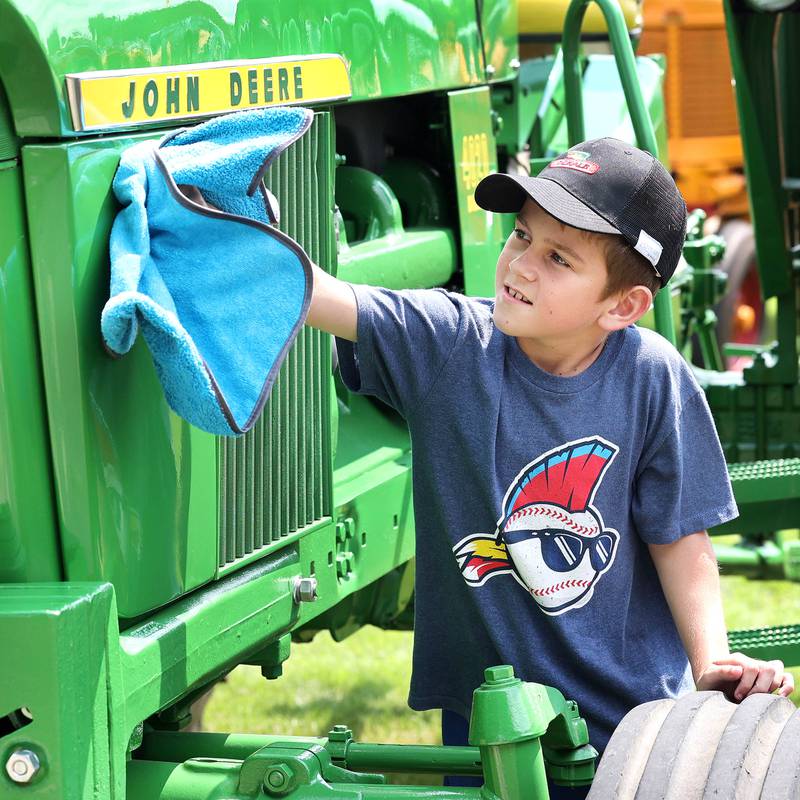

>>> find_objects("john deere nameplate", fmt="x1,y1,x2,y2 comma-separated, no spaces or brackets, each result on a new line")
66,55,351,131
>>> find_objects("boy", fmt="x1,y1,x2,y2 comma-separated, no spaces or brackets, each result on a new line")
305,138,793,794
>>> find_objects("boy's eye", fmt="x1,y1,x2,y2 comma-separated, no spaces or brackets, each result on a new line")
550,250,571,268
513,227,530,243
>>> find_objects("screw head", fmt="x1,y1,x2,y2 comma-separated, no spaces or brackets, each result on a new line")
292,576,318,604
5,749,40,784
486,64,496,75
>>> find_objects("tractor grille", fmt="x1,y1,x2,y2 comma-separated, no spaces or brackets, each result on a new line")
218,114,332,569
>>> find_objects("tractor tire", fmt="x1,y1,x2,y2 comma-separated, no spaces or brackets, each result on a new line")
761,709,800,798
587,691,799,799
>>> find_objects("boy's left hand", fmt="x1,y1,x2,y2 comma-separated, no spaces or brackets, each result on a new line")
696,652,795,701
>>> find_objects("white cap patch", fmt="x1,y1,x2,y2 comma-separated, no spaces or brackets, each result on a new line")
634,229,663,268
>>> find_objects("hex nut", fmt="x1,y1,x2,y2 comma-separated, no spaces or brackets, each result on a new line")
327,724,353,743
5,749,40,784
264,764,294,795
336,554,354,578
484,665,515,684
292,576,318,604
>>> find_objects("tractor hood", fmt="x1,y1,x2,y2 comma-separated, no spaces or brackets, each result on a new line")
0,0,506,138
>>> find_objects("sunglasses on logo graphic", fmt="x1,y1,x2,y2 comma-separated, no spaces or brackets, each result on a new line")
502,528,617,573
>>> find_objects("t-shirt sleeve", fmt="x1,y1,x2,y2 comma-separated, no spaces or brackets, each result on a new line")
632,389,738,544
335,284,464,417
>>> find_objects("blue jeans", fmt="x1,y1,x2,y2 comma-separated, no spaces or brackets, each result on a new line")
441,709,589,800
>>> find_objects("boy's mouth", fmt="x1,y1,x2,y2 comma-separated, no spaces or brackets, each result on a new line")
504,285,533,305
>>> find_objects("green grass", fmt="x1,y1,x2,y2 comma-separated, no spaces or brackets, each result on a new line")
205,627,439,744
722,575,800,631
204,572,800,744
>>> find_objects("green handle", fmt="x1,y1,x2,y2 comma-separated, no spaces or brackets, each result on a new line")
561,0,677,347
562,0,656,152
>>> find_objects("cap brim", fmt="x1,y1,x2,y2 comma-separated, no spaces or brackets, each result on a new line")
475,173,621,236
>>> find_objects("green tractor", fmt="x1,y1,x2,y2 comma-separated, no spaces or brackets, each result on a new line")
1,0,799,796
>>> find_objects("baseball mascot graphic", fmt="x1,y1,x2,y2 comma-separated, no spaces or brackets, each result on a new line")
454,437,620,615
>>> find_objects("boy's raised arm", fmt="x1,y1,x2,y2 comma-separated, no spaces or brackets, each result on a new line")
305,262,358,341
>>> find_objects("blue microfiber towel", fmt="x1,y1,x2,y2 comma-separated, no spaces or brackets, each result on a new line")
101,106,314,436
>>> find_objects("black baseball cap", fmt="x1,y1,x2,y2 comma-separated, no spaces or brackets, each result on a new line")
475,137,687,286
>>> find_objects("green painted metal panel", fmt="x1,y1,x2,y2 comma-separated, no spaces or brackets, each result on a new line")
0,0,484,138
22,135,218,619
0,81,17,160
480,0,519,84
120,508,414,734
723,1,791,300
0,163,60,583
0,583,125,800
718,0,800,386
447,86,507,297
21,114,338,616
114,392,414,733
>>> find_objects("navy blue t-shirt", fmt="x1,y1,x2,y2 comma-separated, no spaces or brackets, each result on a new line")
336,285,738,753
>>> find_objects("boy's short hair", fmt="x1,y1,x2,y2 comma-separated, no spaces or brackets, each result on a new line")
601,234,662,299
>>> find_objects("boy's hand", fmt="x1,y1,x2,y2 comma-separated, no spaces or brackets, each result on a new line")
696,653,794,701
649,534,795,704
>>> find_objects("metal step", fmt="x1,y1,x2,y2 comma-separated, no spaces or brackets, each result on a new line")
728,458,800,503
728,624,800,666
713,458,800,535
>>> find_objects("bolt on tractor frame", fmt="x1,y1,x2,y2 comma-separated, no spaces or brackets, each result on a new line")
2,0,800,797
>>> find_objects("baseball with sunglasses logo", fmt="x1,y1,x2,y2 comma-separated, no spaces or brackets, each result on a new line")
454,437,620,615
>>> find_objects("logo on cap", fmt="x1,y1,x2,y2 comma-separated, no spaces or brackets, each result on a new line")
549,149,600,175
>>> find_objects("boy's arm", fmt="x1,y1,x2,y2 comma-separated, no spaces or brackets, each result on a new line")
305,262,358,341
649,532,794,699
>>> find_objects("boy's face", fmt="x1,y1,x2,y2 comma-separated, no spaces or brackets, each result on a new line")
493,200,617,352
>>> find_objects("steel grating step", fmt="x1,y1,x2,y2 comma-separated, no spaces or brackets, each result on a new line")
728,624,800,665
727,458,800,504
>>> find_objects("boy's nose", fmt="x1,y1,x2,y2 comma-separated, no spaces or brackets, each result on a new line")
508,254,536,281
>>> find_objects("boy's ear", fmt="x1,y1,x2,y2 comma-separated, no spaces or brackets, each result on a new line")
600,286,654,331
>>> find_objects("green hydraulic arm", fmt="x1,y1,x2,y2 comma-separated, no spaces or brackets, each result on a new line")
127,666,596,800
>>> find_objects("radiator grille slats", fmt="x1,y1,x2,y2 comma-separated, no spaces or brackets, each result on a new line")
218,116,331,570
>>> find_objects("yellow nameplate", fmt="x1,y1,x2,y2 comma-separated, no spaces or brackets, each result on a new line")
66,55,351,131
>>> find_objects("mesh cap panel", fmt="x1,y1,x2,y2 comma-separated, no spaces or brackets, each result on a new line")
614,161,687,281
